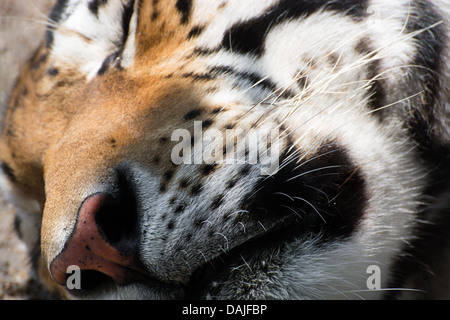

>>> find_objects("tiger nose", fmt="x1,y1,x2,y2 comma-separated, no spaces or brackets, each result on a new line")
50,191,140,288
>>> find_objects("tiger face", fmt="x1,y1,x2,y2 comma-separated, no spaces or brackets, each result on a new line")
1,0,449,299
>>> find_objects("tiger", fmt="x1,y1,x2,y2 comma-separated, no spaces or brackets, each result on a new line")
0,0,449,299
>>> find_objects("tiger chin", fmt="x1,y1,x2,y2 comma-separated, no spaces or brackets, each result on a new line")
1,0,449,300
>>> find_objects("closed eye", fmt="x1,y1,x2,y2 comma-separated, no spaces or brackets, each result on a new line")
97,0,137,75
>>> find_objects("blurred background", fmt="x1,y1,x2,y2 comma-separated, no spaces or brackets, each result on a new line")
0,0,55,299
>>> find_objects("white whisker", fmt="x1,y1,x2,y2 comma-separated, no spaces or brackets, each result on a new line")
285,165,343,182
292,196,326,223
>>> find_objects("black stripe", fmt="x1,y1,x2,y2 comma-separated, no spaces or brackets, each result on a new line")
222,0,368,56
88,0,109,17
209,66,296,99
187,25,205,39
183,108,203,120
180,65,296,98
1,162,17,183
366,61,385,118
175,0,193,25
46,0,70,47
355,37,386,120
121,0,135,44
181,71,216,81
181,65,296,99
192,47,221,56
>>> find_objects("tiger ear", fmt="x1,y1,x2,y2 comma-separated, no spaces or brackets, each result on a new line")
46,0,137,80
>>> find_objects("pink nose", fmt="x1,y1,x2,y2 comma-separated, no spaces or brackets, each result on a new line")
50,193,137,287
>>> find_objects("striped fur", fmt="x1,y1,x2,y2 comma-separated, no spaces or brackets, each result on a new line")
0,0,449,299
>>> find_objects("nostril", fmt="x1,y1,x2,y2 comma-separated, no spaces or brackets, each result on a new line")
78,270,114,291
95,196,136,247
95,168,139,251
95,201,122,243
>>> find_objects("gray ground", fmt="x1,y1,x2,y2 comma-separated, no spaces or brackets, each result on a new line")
0,0,56,299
